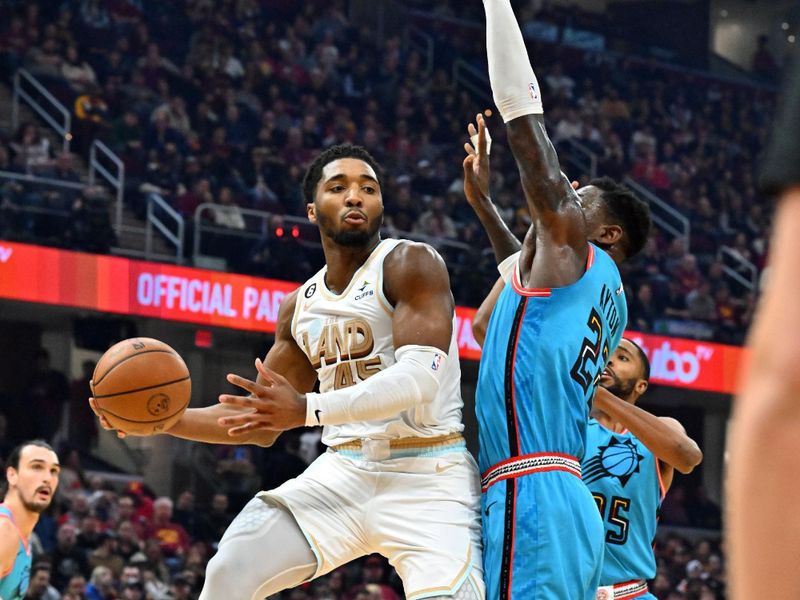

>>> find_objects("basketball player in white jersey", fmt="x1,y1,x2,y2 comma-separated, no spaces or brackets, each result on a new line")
90,144,484,600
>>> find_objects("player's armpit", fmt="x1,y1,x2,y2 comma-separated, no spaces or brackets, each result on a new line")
383,241,455,353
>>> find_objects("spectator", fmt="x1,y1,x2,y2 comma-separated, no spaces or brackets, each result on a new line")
88,532,124,579
686,281,716,321
172,491,204,541
84,566,115,600
64,574,87,600
23,563,60,600
629,282,659,332
145,497,191,561
51,523,90,591
199,493,233,544
412,196,457,239
61,45,97,93
210,187,246,230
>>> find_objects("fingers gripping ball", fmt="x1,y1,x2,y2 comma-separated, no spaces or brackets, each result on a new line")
91,338,191,435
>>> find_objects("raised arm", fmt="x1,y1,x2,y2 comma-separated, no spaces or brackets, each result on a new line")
463,112,521,264
483,1,586,261
593,387,702,489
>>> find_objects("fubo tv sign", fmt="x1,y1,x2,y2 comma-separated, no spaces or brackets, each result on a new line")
626,332,742,393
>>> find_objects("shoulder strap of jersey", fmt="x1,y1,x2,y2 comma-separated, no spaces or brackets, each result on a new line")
375,238,411,312
0,503,29,558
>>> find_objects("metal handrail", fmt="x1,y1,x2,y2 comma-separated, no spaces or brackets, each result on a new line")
718,246,757,291
0,169,85,190
193,202,477,267
12,69,72,154
88,140,125,233
564,139,598,179
193,203,319,264
623,177,691,251
406,25,435,72
146,193,185,265
452,59,492,105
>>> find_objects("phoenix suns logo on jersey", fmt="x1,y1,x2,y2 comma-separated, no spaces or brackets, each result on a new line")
583,436,644,487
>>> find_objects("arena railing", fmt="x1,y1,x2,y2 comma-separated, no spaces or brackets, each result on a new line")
88,140,125,234
623,177,691,252
146,193,185,265
192,203,319,268
12,68,72,154
452,59,493,106
406,25,435,72
192,203,477,272
717,246,758,292
563,139,598,179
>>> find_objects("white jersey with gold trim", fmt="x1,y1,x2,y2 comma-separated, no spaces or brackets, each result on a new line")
291,238,464,447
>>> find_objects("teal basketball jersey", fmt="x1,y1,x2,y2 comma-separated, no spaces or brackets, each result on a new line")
0,505,31,600
583,419,665,584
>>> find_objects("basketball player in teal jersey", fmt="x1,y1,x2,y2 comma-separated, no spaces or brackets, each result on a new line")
0,441,60,600
463,115,700,599
587,339,701,600
473,1,652,596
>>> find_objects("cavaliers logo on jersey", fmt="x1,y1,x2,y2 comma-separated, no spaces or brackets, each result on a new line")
583,436,644,487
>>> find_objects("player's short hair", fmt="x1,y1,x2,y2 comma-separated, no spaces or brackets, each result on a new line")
302,144,384,204
588,177,652,259
6,440,55,471
623,338,651,382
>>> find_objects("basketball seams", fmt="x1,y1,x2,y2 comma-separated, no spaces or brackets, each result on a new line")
93,375,191,399
93,349,181,387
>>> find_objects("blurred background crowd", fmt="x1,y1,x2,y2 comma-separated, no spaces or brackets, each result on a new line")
0,0,779,597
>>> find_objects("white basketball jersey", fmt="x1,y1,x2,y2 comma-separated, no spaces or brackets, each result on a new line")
291,238,465,446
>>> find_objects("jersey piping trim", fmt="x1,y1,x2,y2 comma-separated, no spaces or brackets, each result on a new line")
655,454,667,500
375,240,399,315
405,547,472,599
318,239,389,300
510,243,596,297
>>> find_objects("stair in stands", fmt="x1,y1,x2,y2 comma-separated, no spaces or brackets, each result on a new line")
0,82,179,263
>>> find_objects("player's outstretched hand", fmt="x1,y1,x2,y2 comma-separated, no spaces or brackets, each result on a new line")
463,110,493,208
218,358,307,435
88,395,129,438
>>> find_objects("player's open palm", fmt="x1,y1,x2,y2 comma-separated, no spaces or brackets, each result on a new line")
219,358,307,434
463,111,492,207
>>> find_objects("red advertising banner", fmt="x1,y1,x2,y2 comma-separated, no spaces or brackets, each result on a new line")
0,241,297,333
0,241,745,393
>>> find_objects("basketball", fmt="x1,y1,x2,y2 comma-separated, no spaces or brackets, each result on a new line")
90,338,191,435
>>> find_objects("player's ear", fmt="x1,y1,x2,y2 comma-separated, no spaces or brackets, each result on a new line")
597,224,623,246
307,202,317,224
6,466,17,487
635,379,649,396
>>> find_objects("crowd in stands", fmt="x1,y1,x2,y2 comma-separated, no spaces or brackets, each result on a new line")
0,430,725,600
0,339,725,600
0,0,780,345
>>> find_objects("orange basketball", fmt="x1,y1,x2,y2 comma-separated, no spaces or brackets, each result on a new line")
90,338,191,435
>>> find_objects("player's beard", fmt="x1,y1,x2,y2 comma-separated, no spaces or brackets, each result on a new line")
601,376,636,400
318,210,383,247
20,489,52,513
